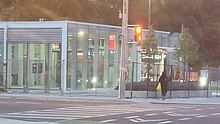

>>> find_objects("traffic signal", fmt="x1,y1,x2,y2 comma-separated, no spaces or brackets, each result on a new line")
134,26,142,45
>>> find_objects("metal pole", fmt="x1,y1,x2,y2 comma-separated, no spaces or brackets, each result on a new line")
170,65,173,98
147,63,150,98
3,23,7,92
148,0,151,26
131,61,134,98
155,64,159,99
217,82,218,97
207,66,209,98
25,44,29,93
118,0,129,99
188,67,190,98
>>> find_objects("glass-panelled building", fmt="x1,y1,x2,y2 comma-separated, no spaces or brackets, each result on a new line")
0,21,179,93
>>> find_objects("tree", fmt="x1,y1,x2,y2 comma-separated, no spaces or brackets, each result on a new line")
141,25,158,97
142,25,158,56
174,28,201,80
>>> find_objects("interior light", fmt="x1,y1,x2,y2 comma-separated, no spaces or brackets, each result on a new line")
200,77,207,87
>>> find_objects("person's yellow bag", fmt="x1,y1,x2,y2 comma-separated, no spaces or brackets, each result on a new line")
156,82,161,91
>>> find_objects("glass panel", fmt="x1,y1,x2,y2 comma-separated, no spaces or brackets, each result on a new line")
7,43,61,90
7,44,24,87
98,47,104,88
47,44,61,89
78,27,88,90
108,30,121,90
88,44,94,89
88,28,98,91
67,35,73,89
98,29,108,91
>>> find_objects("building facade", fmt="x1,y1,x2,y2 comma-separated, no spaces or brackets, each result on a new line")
0,21,180,93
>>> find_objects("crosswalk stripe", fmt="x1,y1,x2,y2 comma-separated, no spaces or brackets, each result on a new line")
145,113,159,116
124,116,139,119
196,115,208,118
195,109,203,111
129,118,140,123
4,113,92,118
163,111,174,114
100,119,117,123
178,118,192,121
211,113,220,116
159,121,174,124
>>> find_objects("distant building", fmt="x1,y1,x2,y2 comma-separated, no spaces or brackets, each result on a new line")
0,21,180,93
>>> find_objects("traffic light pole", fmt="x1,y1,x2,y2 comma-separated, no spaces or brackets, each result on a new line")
118,0,129,99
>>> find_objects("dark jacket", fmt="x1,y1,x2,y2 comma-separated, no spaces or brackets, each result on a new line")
159,71,168,96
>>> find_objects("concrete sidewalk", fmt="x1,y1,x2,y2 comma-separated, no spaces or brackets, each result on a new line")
1,93,220,105
0,93,134,104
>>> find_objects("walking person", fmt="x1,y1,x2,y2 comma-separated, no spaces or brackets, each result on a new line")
159,71,168,100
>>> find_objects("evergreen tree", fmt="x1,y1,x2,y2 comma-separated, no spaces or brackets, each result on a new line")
174,28,201,81
174,28,201,68
141,25,158,87
142,25,158,57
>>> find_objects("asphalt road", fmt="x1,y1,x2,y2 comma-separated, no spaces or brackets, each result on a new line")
81,104,220,124
0,98,220,124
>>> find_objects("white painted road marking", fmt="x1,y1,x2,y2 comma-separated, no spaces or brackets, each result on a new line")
129,118,140,123
211,113,220,116
144,113,159,116
168,113,200,117
138,118,168,122
195,109,203,111
183,107,193,109
178,118,192,121
159,121,174,124
163,111,174,114
196,115,208,118
129,117,168,123
100,119,117,123
124,116,139,119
